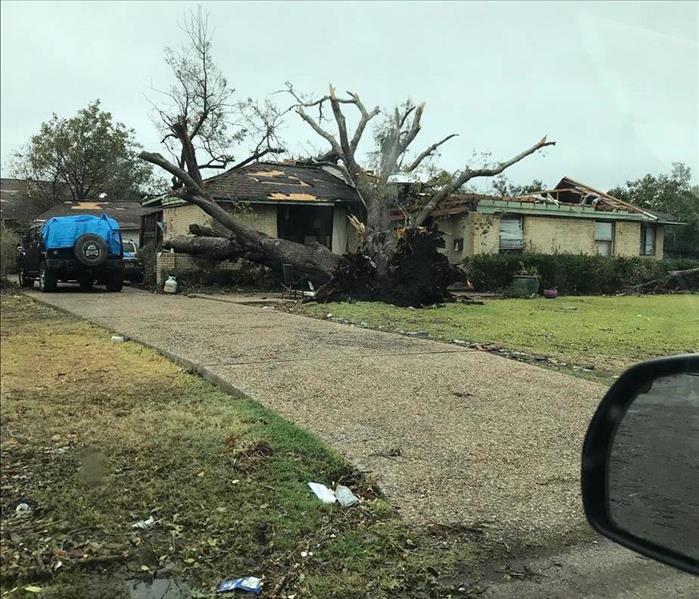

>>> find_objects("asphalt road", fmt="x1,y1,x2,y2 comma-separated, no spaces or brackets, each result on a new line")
482,538,698,598
609,373,699,561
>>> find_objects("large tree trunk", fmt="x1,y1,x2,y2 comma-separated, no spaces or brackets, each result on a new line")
630,267,699,293
165,232,341,282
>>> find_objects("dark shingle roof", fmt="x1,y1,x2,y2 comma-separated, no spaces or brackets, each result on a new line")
201,162,361,204
0,178,48,225
36,201,143,229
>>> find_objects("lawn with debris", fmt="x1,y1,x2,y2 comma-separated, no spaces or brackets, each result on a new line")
298,294,699,383
0,294,490,598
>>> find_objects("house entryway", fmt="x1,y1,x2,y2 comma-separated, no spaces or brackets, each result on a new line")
277,204,334,248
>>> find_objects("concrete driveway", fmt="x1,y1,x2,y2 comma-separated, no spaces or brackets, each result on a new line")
27,286,604,548
25,287,699,597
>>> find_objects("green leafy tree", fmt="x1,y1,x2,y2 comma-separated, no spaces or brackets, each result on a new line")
491,174,546,196
13,100,154,203
609,163,699,258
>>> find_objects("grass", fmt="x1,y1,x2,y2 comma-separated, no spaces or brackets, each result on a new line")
0,294,487,598
299,295,699,383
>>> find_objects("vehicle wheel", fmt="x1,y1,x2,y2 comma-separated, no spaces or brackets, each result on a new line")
39,261,58,292
74,234,108,267
79,276,94,290
105,272,123,292
18,268,35,288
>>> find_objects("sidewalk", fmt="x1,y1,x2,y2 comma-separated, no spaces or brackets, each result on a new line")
27,287,603,547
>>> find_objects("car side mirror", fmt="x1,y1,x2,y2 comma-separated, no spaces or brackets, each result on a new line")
582,355,699,575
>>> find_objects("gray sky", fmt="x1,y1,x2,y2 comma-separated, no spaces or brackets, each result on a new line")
1,1,697,191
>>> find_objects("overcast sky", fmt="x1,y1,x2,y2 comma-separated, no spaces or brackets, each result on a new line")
1,1,697,191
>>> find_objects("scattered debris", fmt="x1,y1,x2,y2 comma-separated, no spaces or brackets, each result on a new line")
335,485,359,507
307,482,337,504
164,276,178,294
216,576,262,595
132,516,156,530
111,335,125,343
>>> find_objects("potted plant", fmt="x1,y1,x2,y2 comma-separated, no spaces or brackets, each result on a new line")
512,263,540,297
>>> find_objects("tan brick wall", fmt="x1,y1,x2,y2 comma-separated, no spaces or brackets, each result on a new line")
468,213,500,255
163,203,278,240
466,213,660,257
232,204,278,237
163,204,213,240
523,216,596,254
614,221,641,257
156,251,238,286
437,215,471,262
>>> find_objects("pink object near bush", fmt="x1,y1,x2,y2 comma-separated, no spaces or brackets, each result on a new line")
543,289,558,298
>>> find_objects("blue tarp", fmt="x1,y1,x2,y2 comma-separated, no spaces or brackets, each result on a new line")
42,214,122,255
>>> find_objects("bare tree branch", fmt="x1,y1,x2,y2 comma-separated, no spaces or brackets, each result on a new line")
413,136,556,226
405,134,458,172
296,107,342,157
230,146,285,170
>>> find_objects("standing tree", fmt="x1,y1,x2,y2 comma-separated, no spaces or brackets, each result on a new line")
609,163,699,258
140,9,554,304
491,175,547,197
13,100,154,204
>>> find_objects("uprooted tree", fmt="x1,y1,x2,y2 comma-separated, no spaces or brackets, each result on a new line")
140,8,555,305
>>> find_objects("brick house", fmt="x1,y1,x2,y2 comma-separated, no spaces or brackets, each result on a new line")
431,177,681,263
142,161,364,283
143,161,363,251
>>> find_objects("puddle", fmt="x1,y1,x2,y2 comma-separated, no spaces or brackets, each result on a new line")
125,578,192,599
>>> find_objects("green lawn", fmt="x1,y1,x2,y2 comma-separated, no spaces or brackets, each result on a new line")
300,295,699,382
0,295,484,598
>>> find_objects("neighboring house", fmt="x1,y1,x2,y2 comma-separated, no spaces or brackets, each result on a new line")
35,201,143,245
0,178,51,232
143,161,364,255
431,177,682,263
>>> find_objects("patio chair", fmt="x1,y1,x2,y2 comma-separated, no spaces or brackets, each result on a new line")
281,264,304,300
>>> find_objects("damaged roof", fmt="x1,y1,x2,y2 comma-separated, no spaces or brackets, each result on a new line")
190,162,360,205
0,178,49,226
425,176,679,223
35,201,143,229
513,177,656,216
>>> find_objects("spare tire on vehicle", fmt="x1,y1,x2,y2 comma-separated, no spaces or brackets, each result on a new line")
74,234,108,266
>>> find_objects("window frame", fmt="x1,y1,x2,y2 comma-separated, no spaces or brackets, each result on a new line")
640,223,656,256
452,237,464,253
499,214,524,253
594,221,615,257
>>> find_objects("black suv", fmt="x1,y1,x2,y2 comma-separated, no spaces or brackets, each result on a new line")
18,219,124,292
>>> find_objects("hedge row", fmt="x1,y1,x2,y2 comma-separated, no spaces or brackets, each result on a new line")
462,253,699,295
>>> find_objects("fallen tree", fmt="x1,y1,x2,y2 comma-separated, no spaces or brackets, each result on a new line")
629,267,699,293
142,8,554,305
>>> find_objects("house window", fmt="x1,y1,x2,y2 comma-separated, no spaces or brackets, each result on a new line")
452,238,464,253
640,223,656,256
499,215,523,252
595,221,614,256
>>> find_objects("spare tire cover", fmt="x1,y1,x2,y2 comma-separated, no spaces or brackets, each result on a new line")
74,234,108,266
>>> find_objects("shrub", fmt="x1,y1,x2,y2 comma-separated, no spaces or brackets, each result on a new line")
169,258,282,292
0,228,19,280
137,243,158,289
462,252,699,295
